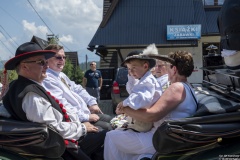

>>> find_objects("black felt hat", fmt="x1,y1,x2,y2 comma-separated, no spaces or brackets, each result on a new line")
5,42,55,70
121,44,159,69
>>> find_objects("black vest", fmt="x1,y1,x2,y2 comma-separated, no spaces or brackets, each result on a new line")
3,75,65,122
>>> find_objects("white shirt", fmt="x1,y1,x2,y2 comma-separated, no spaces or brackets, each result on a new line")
123,71,162,110
43,68,97,122
22,91,83,140
156,74,169,92
126,74,139,94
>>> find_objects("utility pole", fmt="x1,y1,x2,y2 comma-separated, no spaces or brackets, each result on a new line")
47,34,59,44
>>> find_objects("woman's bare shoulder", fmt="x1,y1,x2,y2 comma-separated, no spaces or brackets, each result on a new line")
162,82,186,105
167,82,185,93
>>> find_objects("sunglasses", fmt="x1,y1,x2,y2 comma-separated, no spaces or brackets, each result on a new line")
22,60,48,66
55,56,66,60
90,63,95,66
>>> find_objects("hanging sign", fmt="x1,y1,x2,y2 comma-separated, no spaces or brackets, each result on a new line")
167,24,201,40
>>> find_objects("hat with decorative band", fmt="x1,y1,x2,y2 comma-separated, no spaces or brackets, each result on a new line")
4,42,55,70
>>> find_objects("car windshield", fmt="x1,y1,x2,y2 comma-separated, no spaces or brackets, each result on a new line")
116,68,128,84
100,69,114,80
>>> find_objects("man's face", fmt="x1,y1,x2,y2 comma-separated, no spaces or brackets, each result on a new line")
48,49,66,72
155,60,168,78
20,55,48,83
90,62,96,70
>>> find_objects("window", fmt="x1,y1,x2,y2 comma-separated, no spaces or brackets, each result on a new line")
202,0,224,6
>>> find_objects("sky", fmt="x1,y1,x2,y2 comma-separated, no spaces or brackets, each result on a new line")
0,0,103,64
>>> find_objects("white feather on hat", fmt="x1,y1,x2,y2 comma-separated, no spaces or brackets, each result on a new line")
142,43,158,56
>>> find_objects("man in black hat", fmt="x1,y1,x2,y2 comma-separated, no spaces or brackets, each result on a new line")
2,42,106,160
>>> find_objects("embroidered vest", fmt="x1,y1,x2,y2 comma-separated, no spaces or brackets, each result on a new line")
3,75,78,147
3,75,65,121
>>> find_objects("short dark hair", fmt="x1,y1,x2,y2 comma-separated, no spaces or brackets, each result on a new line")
168,51,194,77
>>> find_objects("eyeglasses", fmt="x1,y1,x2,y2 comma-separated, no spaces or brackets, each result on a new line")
155,64,166,68
90,63,95,66
55,56,66,60
22,60,48,66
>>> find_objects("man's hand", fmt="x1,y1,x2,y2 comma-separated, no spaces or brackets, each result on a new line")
83,122,98,133
89,114,100,122
89,104,103,114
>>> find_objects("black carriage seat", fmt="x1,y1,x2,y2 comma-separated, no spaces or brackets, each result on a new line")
150,88,240,160
0,104,65,159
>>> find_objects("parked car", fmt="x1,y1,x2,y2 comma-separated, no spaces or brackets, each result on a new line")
98,68,115,100
111,67,129,112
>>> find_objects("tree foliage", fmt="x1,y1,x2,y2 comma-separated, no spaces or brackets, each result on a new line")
8,70,18,82
47,35,59,45
62,58,73,78
71,66,84,84
0,70,18,84
62,58,84,84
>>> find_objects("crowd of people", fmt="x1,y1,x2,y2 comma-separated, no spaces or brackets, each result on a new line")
0,42,197,160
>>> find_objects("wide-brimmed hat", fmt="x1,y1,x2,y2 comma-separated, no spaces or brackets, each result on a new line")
4,42,55,70
147,54,176,65
121,44,158,69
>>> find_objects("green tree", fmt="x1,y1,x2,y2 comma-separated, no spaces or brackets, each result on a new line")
8,70,18,82
0,70,18,83
62,59,84,85
62,58,73,78
47,35,59,44
72,66,84,84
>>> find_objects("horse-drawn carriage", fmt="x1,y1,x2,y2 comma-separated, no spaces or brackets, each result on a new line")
1,0,240,159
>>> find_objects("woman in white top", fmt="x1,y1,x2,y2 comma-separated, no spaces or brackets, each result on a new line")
104,51,198,160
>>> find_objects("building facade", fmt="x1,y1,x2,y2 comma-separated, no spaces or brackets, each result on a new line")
88,0,224,83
